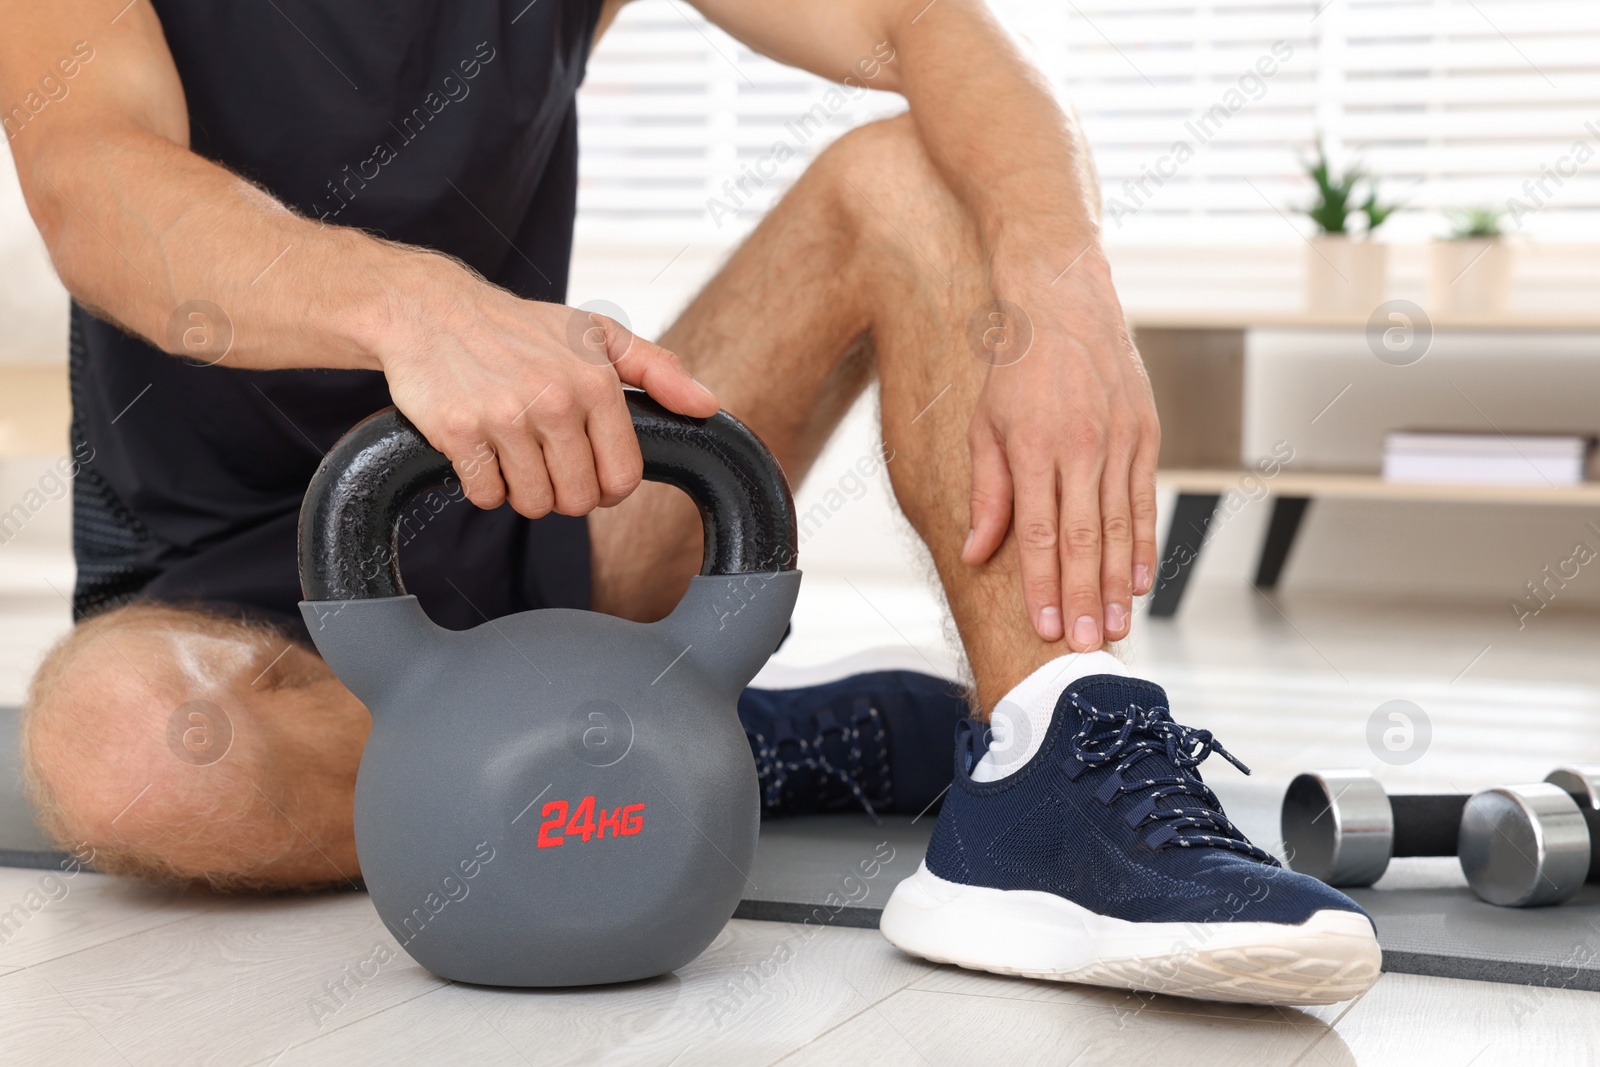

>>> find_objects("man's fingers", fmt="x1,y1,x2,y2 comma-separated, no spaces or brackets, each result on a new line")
450,438,508,511
1099,454,1135,642
496,436,556,519
1060,446,1106,653
606,323,718,418
1012,459,1064,642
473,391,556,521
490,389,558,518
537,420,603,516
586,379,644,508
504,379,600,516
1130,437,1160,596
964,426,1012,565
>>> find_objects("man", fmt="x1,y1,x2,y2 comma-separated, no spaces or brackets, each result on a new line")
2,0,1379,1005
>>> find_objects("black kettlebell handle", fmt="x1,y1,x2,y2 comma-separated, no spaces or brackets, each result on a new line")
299,390,798,601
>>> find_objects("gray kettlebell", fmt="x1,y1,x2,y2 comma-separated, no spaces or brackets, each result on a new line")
297,390,800,987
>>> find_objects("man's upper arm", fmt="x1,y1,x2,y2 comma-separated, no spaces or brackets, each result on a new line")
0,0,189,164
683,0,906,93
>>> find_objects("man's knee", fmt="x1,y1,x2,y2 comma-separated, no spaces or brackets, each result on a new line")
20,604,341,890
808,113,975,261
818,113,924,176
813,114,940,200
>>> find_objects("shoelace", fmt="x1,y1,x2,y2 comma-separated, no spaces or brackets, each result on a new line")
747,698,891,820
1063,690,1276,863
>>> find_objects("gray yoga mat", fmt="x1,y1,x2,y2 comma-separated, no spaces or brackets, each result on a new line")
0,706,68,870
5,705,1598,991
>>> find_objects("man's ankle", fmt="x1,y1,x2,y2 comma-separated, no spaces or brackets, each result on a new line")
970,650,1131,782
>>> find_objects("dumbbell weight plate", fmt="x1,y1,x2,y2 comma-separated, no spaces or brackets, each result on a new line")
1457,784,1591,907
1282,771,1394,887
1544,765,1600,883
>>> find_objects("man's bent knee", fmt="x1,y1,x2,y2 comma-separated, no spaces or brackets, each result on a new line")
816,113,925,178
806,113,981,280
21,604,367,892
812,114,947,208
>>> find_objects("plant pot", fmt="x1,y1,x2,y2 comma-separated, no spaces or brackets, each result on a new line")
1429,238,1513,317
1305,235,1387,316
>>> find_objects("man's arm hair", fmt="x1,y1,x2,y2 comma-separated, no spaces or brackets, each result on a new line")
0,0,408,371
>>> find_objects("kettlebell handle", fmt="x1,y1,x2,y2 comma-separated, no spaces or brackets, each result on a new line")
298,390,798,601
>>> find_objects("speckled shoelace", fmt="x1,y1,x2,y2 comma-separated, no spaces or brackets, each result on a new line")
746,697,892,819
1063,690,1277,863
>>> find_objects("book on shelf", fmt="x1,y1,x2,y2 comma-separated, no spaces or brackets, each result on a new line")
1382,431,1596,486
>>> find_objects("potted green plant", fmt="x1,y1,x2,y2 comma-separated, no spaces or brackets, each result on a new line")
1300,141,1396,315
1430,206,1512,316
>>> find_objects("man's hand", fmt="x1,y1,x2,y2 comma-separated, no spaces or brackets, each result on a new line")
375,256,717,519
961,243,1160,649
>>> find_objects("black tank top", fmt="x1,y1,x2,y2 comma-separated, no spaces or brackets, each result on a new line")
70,0,605,636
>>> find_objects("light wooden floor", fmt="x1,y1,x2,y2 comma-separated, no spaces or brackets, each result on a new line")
1,866,1596,1067
3,577,1600,1064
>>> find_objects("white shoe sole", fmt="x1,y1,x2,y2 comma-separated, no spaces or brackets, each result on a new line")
880,862,1382,1006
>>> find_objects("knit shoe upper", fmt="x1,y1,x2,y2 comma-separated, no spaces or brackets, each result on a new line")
738,670,969,818
924,674,1372,928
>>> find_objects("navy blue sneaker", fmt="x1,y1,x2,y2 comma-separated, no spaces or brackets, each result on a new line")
880,674,1381,1005
738,658,968,818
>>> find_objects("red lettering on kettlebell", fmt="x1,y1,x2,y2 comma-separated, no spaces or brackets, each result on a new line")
535,796,646,848
537,800,568,848
565,796,597,842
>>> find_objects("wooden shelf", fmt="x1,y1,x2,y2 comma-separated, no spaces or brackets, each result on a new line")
1158,468,1600,506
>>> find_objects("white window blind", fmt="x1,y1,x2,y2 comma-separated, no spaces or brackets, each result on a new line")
576,0,1600,245
575,1,905,244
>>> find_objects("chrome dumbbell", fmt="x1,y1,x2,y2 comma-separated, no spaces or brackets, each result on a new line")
1458,767,1600,907
1281,768,1599,907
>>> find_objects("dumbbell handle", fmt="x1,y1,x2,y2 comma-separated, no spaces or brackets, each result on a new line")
1388,794,1468,857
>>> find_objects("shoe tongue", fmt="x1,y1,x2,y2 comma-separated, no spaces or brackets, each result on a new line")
1058,675,1172,732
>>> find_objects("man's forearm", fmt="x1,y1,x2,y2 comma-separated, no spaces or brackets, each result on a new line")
20,122,424,372
888,0,1103,268
685,0,1101,262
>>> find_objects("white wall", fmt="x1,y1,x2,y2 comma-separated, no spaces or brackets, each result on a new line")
0,144,68,367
